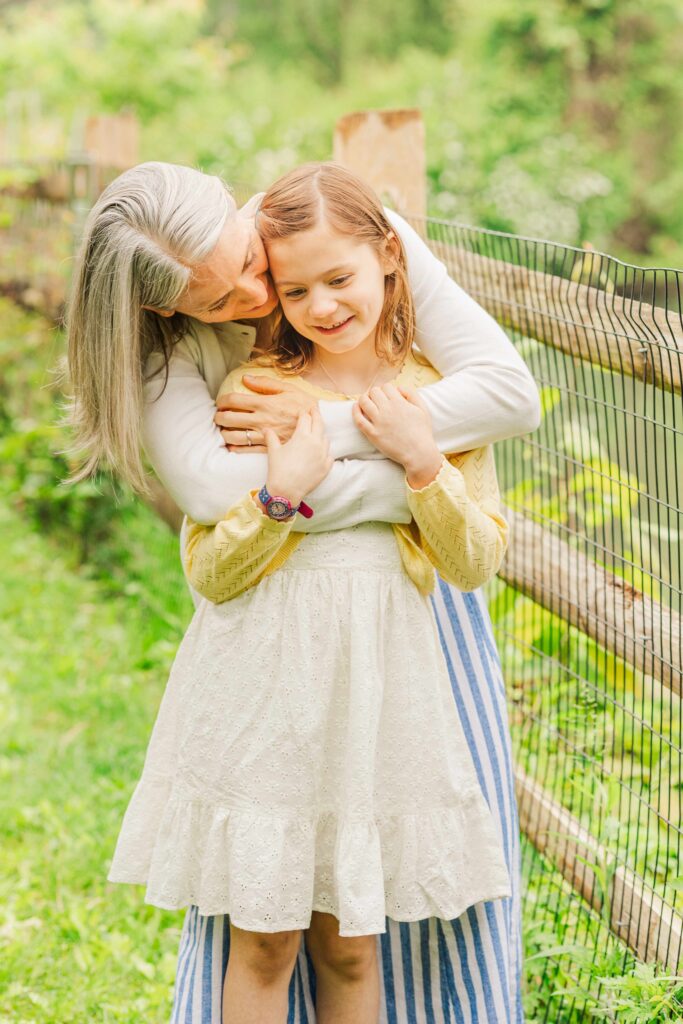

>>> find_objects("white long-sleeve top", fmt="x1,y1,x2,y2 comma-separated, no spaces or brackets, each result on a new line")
142,209,540,528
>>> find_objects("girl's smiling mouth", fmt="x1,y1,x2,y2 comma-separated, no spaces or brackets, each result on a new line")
312,316,355,335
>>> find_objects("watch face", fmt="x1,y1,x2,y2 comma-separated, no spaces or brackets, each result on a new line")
268,499,291,520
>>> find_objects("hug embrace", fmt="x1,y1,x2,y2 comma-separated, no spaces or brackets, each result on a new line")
67,160,540,1023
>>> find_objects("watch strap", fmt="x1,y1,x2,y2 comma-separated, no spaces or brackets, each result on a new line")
258,485,314,520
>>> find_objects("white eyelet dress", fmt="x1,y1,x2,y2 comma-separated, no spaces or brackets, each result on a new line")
107,519,511,937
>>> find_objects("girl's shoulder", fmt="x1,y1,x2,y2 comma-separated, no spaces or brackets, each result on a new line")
399,347,442,388
218,348,442,398
218,358,291,396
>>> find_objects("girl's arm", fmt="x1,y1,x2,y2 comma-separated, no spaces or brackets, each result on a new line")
185,403,332,603
142,335,410,527
318,209,540,457
406,448,509,591
354,382,507,591
184,496,296,602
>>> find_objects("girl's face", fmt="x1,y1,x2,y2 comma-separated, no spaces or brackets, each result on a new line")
265,218,393,357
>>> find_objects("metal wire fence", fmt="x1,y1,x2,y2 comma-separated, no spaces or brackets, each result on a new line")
408,214,683,1018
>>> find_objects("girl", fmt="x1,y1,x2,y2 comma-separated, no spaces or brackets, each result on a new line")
106,163,512,1023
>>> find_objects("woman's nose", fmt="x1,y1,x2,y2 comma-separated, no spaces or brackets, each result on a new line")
241,272,268,306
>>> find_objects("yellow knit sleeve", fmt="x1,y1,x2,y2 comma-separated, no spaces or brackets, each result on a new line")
405,447,509,592
184,493,296,603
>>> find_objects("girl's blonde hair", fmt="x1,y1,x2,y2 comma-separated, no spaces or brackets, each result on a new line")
256,162,415,373
65,161,233,493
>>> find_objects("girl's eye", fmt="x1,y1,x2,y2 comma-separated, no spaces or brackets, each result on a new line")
330,275,350,286
284,289,305,299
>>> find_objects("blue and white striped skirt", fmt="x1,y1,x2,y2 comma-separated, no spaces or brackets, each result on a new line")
170,583,523,1023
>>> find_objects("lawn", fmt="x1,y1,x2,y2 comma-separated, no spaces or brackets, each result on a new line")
0,498,191,1023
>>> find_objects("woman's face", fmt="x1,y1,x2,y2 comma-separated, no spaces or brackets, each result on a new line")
173,201,278,323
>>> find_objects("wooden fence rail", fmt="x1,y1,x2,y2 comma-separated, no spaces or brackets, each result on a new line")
500,508,682,697
431,242,683,396
516,768,683,973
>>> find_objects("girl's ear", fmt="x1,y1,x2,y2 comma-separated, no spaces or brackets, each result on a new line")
381,231,401,275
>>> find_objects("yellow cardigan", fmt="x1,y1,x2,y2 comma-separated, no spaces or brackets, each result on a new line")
184,351,508,603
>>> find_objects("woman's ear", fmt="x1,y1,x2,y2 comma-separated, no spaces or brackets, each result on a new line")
381,231,401,275
142,305,175,318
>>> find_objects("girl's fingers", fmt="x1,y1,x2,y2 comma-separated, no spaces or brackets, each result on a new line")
368,385,389,407
264,427,280,452
292,409,312,435
356,392,378,419
353,401,374,435
310,403,325,435
397,385,422,407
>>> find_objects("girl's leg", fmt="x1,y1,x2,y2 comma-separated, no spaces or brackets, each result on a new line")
221,922,301,1024
170,909,311,1024
305,912,379,1024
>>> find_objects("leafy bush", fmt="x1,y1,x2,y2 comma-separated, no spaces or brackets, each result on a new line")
0,300,137,570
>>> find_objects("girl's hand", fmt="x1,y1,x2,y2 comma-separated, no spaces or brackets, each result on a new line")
215,376,319,453
353,384,443,489
263,406,333,508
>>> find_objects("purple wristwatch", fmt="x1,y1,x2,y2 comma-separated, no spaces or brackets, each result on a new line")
258,484,313,521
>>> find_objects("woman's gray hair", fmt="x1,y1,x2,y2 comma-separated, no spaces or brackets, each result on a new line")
64,161,233,493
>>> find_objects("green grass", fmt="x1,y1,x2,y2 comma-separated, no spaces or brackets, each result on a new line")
0,498,192,1023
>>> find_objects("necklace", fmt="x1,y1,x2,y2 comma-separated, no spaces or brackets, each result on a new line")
314,357,388,396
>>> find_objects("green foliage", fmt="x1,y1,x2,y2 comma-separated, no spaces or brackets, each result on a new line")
0,300,141,572
205,0,454,83
1,0,682,264
522,841,683,1023
0,0,228,127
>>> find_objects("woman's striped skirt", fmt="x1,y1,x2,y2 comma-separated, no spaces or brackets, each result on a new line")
170,583,524,1023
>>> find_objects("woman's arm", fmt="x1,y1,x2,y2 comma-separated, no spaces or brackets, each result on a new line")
406,448,509,592
318,209,540,458
142,337,411,527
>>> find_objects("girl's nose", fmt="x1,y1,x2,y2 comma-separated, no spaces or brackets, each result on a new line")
309,291,338,320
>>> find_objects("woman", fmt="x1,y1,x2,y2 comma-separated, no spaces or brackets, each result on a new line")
67,161,539,1023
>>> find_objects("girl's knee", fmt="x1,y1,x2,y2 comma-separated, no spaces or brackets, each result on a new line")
230,922,301,978
306,919,377,979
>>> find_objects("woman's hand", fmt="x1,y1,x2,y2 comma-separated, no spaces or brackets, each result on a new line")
353,384,443,489
215,375,319,453
263,406,333,508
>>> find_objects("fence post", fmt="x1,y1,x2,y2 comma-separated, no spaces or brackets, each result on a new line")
83,112,139,187
332,108,426,221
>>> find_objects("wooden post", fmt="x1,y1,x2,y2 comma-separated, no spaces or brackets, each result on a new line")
83,112,139,172
333,108,426,219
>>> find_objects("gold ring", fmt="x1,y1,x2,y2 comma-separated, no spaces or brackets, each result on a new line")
245,429,253,446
